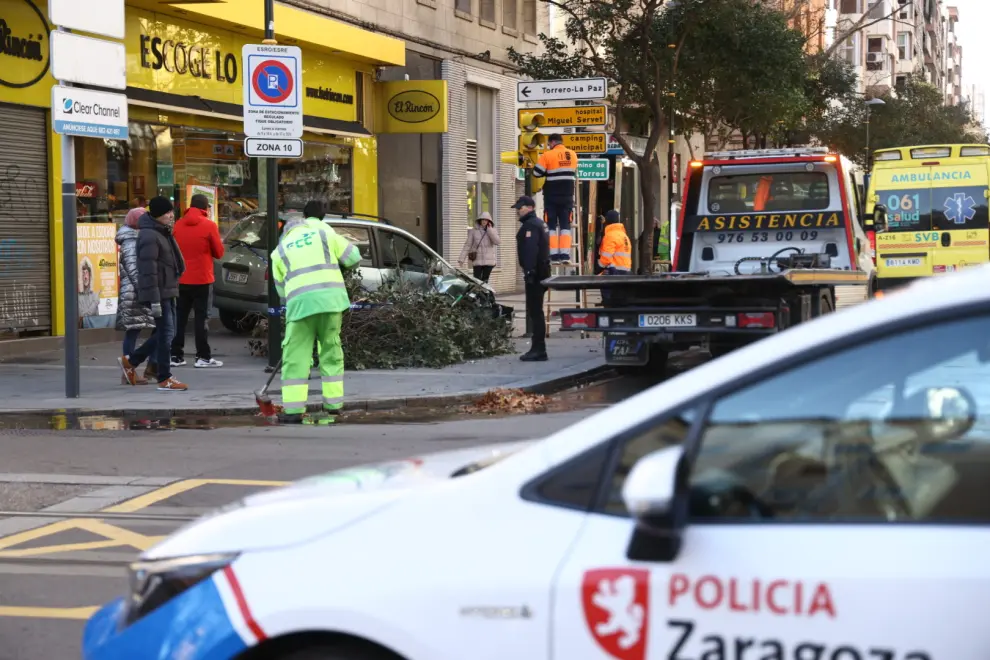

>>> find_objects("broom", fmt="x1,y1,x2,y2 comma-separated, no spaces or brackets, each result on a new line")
254,357,283,418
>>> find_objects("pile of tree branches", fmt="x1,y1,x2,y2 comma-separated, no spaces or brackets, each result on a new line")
248,269,514,370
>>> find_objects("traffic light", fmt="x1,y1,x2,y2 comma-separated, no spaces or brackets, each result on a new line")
501,151,524,167
518,111,546,131
528,172,545,194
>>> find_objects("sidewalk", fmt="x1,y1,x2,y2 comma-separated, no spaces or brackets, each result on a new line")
0,329,606,415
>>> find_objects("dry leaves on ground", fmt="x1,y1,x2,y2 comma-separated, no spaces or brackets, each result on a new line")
471,388,548,414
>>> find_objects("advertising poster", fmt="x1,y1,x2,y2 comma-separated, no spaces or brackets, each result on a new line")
77,223,119,326
186,184,219,223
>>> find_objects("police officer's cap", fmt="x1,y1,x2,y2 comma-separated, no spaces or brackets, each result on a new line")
605,210,621,224
511,195,536,209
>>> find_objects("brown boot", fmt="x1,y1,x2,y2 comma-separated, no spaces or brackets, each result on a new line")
143,363,158,384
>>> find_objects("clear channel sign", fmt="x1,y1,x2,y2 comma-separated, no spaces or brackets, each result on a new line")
578,158,610,180
516,77,608,103
242,44,303,141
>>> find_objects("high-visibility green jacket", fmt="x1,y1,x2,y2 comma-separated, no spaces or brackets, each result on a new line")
656,220,671,260
271,217,362,321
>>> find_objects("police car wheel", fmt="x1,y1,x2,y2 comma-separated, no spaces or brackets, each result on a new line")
274,644,397,660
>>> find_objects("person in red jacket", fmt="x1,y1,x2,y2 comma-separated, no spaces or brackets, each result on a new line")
170,194,225,368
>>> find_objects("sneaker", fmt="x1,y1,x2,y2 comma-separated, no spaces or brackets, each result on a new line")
117,356,137,386
194,358,223,368
170,357,186,367
121,372,148,386
157,377,188,391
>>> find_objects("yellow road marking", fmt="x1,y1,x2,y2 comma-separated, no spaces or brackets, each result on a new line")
0,606,99,620
103,478,289,514
0,478,287,559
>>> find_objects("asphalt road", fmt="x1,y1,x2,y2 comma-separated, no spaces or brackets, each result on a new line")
0,407,611,660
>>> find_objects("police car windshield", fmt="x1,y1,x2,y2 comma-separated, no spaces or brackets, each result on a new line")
707,171,829,214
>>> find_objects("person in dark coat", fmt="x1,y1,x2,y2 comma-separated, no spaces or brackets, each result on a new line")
514,195,551,362
115,208,158,385
117,196,188,391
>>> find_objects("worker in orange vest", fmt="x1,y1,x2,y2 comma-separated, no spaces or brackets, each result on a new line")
532,134,577,263
598,210,633,274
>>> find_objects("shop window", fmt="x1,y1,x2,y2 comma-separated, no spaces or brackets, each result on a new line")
465,85,496,222
503,0,517,30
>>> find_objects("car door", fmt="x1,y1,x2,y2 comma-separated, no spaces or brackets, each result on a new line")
376,227,435,290
875,169,934,280
550,311,990,660
328,222,378,292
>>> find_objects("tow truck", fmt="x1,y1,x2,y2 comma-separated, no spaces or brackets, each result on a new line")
547,147,874,371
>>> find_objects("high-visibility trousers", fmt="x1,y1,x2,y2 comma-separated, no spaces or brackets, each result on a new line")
544,202,573,260
281,312,344,414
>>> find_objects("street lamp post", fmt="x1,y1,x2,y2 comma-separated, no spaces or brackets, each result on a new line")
864,97,885,168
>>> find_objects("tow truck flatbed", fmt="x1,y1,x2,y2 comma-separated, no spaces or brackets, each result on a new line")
543,269,868,291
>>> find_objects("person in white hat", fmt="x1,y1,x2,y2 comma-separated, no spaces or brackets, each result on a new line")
457,211,500,283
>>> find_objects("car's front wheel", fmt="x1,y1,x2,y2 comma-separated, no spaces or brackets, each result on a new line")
218,309,259,334
273,643,398,660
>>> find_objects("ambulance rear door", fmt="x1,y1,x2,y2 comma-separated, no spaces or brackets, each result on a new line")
874,168,934,280
930,163,990,274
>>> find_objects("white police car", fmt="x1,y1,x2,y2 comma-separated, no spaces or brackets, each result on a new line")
83,267,990,660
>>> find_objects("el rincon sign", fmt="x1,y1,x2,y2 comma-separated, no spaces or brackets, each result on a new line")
0,0,51,90
375,80,448,134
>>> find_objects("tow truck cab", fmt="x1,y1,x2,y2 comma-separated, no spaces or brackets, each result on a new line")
675,147,875,278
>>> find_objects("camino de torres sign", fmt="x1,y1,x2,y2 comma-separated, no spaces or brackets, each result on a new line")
577,158,609,180
376,80,448,134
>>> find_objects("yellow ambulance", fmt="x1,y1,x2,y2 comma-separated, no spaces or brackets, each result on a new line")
866,144,990,293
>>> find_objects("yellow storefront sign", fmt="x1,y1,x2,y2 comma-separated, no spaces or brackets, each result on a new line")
0,0,55,108
562,133,607,154
375,80,448,134
128,8,364,123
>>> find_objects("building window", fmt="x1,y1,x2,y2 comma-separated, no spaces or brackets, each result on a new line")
523,0,537,34
503,0,517,30
480,0,495,23
465,84,496,220
866,36,884,71
897,32,911,60
455,0,471,13
839,32,859,67
839,0,859,13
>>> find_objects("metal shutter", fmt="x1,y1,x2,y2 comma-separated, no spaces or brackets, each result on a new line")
0,104,51,334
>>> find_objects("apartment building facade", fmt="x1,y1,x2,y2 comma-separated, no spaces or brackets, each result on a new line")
298,0,549,292
834,0,963,102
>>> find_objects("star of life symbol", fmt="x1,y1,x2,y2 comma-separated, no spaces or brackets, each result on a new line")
593,575,645,649
944,192,977,225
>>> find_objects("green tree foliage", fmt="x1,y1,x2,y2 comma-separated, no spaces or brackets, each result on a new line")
248,269,514,369
812,77,989,167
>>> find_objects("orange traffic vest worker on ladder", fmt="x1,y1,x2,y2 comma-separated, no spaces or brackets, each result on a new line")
532,133,577,263
598,210,631,306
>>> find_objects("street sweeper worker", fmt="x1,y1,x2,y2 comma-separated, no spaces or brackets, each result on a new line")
271,200,362,423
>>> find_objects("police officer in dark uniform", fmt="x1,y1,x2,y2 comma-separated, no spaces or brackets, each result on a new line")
513,195,551,362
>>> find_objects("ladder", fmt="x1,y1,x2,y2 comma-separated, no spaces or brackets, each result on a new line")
544,195,588,337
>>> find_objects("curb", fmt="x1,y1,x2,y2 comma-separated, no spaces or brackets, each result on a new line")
0,364,614,421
